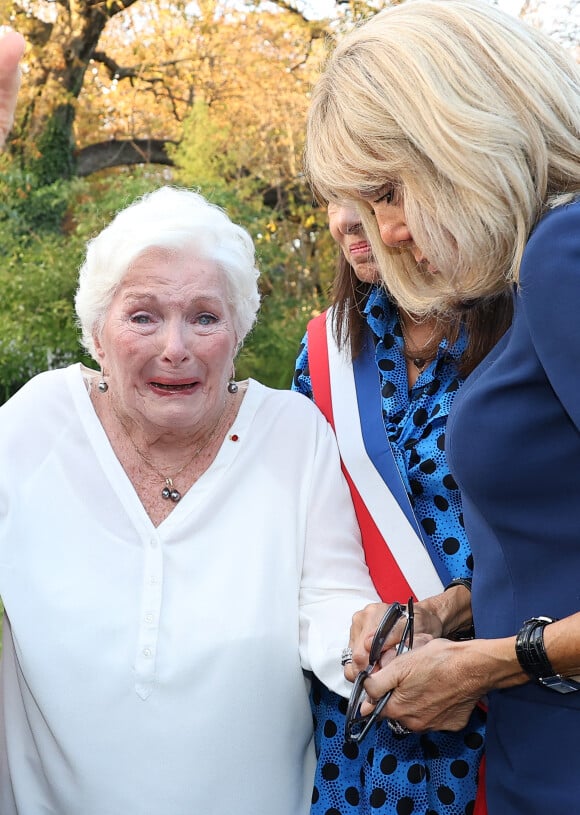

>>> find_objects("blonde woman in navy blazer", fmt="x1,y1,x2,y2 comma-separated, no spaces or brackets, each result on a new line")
304,2,580,812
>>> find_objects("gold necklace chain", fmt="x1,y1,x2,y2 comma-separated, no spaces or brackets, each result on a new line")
112,398,231,503
397,311,439,372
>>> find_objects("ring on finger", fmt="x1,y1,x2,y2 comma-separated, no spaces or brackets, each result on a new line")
341,646,353,666
387,718,412,735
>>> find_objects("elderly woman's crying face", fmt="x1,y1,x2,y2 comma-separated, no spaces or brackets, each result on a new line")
93,246,238,435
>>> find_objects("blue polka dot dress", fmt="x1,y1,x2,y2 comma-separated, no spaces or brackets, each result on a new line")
292,287,485,815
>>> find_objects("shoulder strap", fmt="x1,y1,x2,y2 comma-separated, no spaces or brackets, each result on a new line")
307,310,444,601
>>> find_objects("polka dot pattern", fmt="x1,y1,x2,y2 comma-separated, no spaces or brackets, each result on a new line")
293,289,484,814
293,291,472,583
310,679,485,815
365,290,472,581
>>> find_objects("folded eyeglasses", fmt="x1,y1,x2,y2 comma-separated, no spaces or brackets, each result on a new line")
344,598,414,744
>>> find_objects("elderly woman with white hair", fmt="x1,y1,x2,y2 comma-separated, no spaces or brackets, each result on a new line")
0,186,379,815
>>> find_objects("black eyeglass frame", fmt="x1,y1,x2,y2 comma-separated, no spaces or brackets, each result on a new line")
344,598,414,744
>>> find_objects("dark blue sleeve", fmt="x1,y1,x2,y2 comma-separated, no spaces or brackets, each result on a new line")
290,330,313,400
520,200,580,431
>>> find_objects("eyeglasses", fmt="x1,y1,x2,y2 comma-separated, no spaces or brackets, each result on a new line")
344,598,414,744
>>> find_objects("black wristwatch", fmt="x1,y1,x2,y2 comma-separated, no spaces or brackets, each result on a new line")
515,616,580,694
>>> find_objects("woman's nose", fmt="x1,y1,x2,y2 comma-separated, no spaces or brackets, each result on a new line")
335,204,363,235
161,321,190,364
376,211,413,248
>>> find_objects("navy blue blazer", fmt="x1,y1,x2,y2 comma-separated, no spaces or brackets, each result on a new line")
448,199,580,814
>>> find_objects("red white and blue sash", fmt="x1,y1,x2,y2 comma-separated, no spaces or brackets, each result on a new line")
307,310,444,602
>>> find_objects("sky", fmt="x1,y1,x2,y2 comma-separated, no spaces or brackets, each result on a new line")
302,0,580,46
304,0,527,15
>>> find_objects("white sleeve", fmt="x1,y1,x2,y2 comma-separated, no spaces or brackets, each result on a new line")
299,417,380,698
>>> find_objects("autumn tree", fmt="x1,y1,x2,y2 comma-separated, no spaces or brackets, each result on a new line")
2,0,338,185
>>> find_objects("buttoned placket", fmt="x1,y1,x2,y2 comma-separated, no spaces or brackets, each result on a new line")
134,531,164,700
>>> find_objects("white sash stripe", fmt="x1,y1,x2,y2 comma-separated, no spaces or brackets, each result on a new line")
325,313,444,600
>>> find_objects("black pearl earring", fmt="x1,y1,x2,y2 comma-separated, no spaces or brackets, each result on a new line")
227,378,238,394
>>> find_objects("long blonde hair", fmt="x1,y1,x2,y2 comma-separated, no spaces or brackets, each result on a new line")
304,0,580,315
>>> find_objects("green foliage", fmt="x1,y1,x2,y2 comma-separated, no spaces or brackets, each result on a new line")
236,293,324,389
0,166,168,403
0,167,71,232
27,110,77,187
0,169,81,401
68,169,167,241
0,229,84,402
235,202,335,388
167,102,237,189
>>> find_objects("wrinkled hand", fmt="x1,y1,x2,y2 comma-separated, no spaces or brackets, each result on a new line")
0,28,25,149
345,599,446,682
345,602,388,681
360,637,487,732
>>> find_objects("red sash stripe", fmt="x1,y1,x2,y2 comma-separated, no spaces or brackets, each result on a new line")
307,311,442,602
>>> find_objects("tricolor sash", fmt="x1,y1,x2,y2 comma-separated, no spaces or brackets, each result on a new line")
307,310,444,602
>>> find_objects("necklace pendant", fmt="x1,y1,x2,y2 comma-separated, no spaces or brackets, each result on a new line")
162,477,181,502
161,485,181,502
413,357,427,370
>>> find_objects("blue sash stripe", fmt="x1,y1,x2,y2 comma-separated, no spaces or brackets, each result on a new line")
353,334,426,542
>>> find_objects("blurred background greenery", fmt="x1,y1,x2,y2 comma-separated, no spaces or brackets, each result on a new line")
0,0,381,402
1,0,573,402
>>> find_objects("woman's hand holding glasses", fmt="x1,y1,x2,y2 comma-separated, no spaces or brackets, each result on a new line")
343,592,468,742
344,591,492,737
344,598,415,743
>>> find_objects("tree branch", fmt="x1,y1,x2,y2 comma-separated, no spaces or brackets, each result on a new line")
91,51,194,81
75,138,177,176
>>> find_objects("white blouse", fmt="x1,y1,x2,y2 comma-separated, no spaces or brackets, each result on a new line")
0,365,379,815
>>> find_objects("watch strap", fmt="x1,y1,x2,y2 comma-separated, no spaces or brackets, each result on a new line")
444,577,472,593
515,616,580,694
